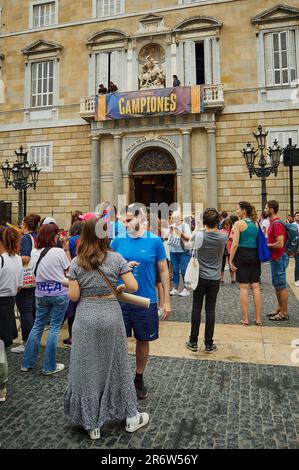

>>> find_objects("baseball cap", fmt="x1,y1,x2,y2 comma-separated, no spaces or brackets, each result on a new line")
42,217,57,225
79,212,97,222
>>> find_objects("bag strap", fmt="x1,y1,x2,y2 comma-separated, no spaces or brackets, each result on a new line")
34,247,53,276
0,254,3,269
97,267,118,297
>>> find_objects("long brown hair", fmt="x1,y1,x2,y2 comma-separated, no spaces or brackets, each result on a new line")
77,218,111,270
0,226,21,255
238,201,257,223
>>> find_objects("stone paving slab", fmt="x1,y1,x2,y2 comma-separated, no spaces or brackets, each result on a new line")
170,264,299,327
1,350,299,449
127,323,299,367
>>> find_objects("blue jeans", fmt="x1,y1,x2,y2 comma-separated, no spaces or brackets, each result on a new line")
170,251,190,287
270,253,289,290
22,295,69,373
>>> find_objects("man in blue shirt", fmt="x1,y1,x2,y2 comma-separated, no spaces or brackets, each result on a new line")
111,204,171,400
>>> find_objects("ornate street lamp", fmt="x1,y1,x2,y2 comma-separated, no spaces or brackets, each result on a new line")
241,125,283,211
1,146,41,225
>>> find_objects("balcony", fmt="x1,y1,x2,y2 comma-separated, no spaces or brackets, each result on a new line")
80,84,224,121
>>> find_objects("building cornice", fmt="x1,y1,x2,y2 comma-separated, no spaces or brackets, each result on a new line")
0,0,237,39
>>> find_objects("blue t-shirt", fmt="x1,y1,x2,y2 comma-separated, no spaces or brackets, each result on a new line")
20,232,37,257
111,231,166,303
69,235,80,259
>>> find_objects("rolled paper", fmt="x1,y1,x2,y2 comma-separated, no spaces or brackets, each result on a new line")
61,277,150,308
62,277,70,287
117,292,150,309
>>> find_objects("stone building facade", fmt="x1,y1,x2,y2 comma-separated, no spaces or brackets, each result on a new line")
0,0,299,227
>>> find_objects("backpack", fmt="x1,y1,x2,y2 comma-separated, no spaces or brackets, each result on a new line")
273,220,299,256
257,225,271,262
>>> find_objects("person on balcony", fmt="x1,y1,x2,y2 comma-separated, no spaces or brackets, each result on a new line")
173,75,181,87
108,82,118,93
98,84,107,95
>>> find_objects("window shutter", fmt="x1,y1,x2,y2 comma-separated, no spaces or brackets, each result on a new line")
184,41,196,86
264,33,274,86
96,53,109,90
288,30,297,83
165,45,172,87
110,50,122,89
204,38,212,85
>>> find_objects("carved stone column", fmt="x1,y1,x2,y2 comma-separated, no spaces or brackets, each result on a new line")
90,135,101,211
206,127,218,208
113,133,123,206
181,129,192,206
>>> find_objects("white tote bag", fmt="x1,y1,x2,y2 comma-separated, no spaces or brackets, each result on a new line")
22,235,36,288
184,231,203,290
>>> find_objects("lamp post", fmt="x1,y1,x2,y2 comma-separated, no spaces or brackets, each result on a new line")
1,146,41,225
241,125,282,211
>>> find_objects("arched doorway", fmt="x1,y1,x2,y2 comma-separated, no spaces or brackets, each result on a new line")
130,148,177,206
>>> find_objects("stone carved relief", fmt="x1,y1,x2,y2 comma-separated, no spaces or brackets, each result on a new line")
132,149,176,173
138,44,166,89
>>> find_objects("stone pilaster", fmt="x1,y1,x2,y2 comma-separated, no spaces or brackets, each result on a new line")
113,133,123,206
206,126,218,208
90,135,101,211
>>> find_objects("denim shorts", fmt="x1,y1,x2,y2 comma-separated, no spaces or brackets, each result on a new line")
120,302,159,341
270,253,289,290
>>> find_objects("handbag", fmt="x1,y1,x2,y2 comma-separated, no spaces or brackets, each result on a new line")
180,223,194,251
184,251,200,290
184,231,204,290
257,225,271,262
22,235,37,288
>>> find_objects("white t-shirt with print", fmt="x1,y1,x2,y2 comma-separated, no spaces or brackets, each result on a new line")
168,223,192,253
30,247,70,297
261,218,270,238
0,253,23,297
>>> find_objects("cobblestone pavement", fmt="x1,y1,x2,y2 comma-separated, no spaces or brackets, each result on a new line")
170,264,299,327
1,351,299,449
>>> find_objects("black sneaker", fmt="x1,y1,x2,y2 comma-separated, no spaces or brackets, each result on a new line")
134,378,148,400
185,341,198,352
205,344,218,354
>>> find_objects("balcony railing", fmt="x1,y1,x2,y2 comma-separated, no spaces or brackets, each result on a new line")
80,84,224,120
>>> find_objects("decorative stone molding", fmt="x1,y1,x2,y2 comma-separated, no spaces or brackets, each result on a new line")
252,4,299,25
173,16,222,36
123,139,182,173
86,30,129,52
138,14,165,34
22,40,63,63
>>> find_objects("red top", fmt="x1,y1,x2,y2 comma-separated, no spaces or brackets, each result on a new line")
267,217,286,261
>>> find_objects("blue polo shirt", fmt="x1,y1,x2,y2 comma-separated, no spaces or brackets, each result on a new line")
111,231,166,303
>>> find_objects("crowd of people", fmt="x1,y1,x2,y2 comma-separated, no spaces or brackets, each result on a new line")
0,199,298,440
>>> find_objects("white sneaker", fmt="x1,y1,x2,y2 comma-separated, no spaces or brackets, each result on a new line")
20,366,32,372
179,288,190,297
295,281,299,287
88,428,101,440
0,386,7,402
126,412,149,433
10,344,25,354
170,288,179,295
42,363,65,376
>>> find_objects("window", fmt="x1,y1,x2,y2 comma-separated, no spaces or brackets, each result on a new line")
33,2,56,28
28,144,53,172
96,51,122,92
96,0,123,17
31,61,54,108
183,39,216,86
264,30,297,86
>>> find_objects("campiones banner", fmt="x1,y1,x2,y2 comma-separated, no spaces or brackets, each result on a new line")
96,86,204,121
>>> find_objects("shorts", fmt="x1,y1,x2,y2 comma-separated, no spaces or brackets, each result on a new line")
234,247,261,284
120,302,159,341
270,253,289,290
